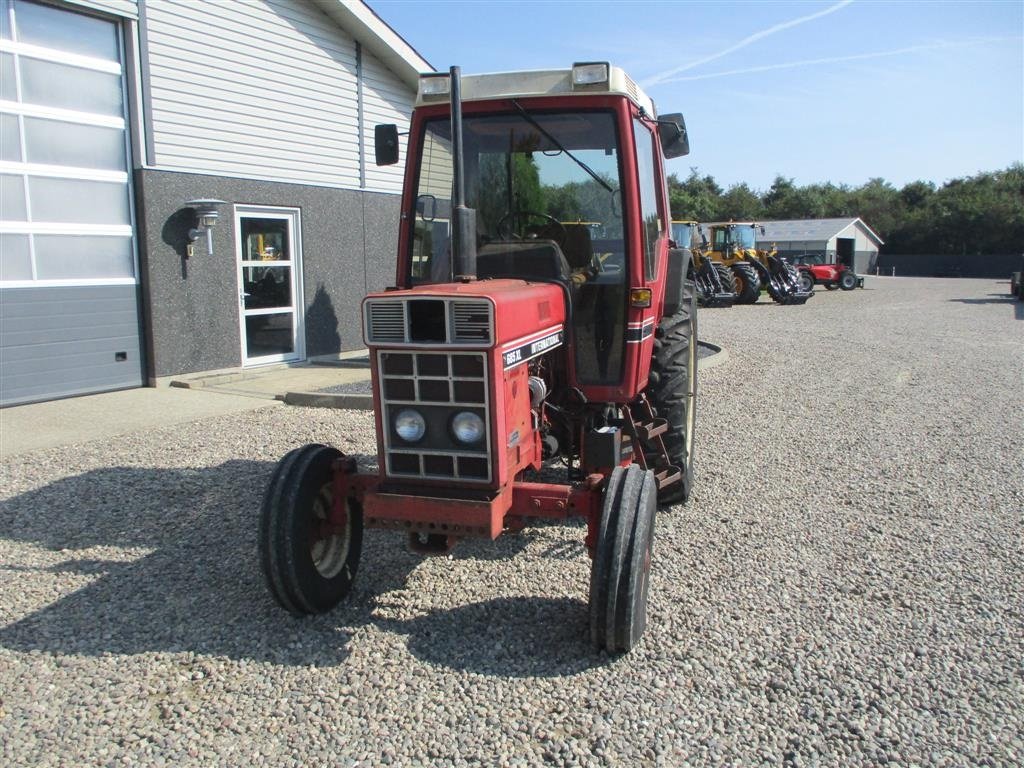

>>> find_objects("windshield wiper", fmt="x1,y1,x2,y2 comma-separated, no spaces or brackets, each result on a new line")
511,100,613,193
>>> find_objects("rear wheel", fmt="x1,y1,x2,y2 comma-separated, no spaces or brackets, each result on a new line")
731,262,761,304
589,465,657,653
839,271,857,290
798,270,814,293
649,280,697,505
260,444,363,614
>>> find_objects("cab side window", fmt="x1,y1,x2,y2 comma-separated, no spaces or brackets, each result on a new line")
632,119,661,281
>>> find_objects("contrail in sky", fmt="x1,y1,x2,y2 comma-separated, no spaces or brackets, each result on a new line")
640,0,855,88
654,37,1022,83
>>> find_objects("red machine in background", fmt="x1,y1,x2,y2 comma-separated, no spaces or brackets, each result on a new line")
791,254,863,291
259,63,698,653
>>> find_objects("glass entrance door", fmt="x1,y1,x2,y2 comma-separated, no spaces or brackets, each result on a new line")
235,207,303,365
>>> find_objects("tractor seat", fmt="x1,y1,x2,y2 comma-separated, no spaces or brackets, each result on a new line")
534,223,595,271
477,240,572,283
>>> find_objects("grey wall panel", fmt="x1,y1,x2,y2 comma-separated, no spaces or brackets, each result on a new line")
362,191,402,294
135,168,400,378
0,285,143,406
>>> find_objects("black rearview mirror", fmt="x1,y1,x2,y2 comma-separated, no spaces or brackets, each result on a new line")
657,113,690,159
374,124,399,166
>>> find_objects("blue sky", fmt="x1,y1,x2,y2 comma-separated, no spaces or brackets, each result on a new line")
369,0,1023,191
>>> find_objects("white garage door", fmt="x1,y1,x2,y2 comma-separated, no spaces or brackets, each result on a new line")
0,0,141,406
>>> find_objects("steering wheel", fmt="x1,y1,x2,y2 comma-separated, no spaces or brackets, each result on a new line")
496,211,566,248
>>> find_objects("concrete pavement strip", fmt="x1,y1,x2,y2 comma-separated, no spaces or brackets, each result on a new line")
0,345,726,457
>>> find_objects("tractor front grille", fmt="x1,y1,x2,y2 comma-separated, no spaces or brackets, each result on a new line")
365,298,493,346
378,350,492,483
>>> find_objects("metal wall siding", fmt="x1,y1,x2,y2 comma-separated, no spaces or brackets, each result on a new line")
143,0,411,193
361,52,414,193
0,285,143,405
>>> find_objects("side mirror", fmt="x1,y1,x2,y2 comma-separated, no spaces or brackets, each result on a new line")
374,124,399,166
657,113,690,159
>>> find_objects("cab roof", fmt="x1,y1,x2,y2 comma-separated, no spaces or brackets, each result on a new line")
414,64,657,116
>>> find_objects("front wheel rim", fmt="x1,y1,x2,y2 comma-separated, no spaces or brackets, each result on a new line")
309,483,350,578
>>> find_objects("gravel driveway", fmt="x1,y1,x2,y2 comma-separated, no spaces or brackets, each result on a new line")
1,277,1021,767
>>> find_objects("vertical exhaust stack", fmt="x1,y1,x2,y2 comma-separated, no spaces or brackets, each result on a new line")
449,66,477,282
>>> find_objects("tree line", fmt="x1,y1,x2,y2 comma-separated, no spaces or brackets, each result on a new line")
667,163,1024,255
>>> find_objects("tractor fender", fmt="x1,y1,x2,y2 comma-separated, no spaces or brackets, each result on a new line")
663,247,692,317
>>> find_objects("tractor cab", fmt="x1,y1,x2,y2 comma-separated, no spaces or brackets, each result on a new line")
707,222,759,259
403,105,630,387
670,220,698,250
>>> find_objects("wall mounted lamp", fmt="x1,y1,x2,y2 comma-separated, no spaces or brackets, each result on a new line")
185,198,226,257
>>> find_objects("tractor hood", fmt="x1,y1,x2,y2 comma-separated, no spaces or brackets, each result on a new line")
362,279,566,350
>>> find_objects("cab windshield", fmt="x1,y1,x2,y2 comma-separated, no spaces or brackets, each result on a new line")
408,110,624,283
730,226,756,250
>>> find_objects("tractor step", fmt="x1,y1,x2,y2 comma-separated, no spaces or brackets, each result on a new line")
636,418,668,441
653,464,682,489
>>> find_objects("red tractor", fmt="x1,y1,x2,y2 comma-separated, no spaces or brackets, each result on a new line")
791,253,863,292
259,64,697,653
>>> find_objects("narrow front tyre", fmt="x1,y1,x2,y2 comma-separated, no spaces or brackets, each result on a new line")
589,465,658,653
259,444,363,615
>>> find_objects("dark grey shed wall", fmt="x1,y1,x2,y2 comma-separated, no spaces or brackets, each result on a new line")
134,169,399,380
0,285,144,406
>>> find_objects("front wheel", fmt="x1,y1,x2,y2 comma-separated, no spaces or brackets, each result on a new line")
731,262,761,304
259,444,363,614
798,271,814,293
839,271,857,290
589,465,658,653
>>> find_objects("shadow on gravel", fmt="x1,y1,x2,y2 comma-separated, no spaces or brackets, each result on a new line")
379,596,598,678
0,460,410,666
0,461,598,673
949,296,1024,320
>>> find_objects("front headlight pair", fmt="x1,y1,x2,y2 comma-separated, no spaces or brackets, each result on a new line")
393,409,484,445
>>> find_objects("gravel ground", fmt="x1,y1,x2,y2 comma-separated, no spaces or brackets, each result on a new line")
1,276,1021,767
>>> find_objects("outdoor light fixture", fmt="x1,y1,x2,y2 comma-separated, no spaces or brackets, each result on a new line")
185,198,226,257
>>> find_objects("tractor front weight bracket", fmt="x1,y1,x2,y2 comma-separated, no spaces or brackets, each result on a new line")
329,452,607,556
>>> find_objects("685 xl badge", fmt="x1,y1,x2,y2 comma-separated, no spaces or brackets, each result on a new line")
502,330,563,370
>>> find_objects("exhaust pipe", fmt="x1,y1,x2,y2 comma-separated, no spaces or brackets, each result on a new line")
449,66,477,281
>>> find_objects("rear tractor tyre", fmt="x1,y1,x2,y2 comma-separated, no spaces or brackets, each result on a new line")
259,444,363,615
839,272,857,291
731,262,761,304
649,280,697,505
589,464,658,654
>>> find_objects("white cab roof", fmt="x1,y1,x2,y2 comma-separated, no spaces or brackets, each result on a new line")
415,65,657,116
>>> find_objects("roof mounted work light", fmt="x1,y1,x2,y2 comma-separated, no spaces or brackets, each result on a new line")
571,62,609,88
418,73,451,101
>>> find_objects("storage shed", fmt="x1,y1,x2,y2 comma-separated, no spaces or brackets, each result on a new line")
759,218,883,275
0,0,430,406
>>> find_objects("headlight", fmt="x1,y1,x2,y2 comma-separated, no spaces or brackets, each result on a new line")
394,409,426,442
450,411,485,444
